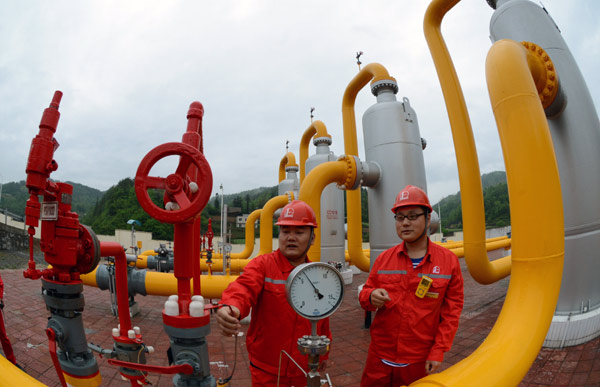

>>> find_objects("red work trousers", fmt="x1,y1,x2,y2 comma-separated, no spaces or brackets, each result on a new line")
250,362,306,387
0,310,16,365
361,350,427,386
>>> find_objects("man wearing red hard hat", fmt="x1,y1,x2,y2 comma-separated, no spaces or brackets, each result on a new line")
216,200,330,386
359,185,464,386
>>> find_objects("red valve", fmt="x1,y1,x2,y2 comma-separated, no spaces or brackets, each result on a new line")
108,358,194,375
135,142,212,223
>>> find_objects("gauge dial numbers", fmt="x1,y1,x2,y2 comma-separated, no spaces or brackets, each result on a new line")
286,262,344,321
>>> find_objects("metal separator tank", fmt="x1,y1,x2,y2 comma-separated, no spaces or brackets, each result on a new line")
489,0,600,348
362,80,427,268
305,136,346,265
278,164,300,198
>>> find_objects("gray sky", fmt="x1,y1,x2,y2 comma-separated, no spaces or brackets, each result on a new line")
1,1,598,205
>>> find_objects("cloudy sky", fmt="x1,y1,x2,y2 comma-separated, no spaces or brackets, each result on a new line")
1,1,598,205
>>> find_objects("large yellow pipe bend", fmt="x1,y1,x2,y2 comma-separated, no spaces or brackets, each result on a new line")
423,0,510,284
230,209,261,259
298,160,357,263
258,194,292,255
0,355,46,386
414,40,565,387
342,63,395,272
278,152,298,183
299,120,332,183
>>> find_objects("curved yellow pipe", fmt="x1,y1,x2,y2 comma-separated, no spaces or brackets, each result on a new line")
414,39,564,387
342,63,395,272
423,0,511,284
230,209,261,259
258,194,292,255
278,152,298,183
298,160,350,263
299,120,332,183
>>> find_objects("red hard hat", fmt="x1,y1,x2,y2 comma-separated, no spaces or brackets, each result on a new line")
391,185,433,213
276,200,318,228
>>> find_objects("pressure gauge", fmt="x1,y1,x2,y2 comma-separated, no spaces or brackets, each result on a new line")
223,243,232,254
286,262,344,321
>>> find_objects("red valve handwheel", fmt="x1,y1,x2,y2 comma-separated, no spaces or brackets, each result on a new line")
135,142,213,223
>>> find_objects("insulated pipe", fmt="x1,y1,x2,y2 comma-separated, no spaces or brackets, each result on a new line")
278,152,298,183
413,38,565,387
298,160,351,262
299,120,332,183
423,0,511,284
258,194,292,255
230,209,261,259
341,63,395,271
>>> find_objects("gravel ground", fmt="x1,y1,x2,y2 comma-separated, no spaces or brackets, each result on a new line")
0,239,44,269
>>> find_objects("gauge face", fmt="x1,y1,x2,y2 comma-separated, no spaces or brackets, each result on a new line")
286,262,344,321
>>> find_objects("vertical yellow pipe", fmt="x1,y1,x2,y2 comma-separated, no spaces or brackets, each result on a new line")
230,209,261,259
423,0,511,284
341,63,395,270
278,152,298,183
298,160,350,263
299,120,332,183
414,39,564,387
258,194,292,255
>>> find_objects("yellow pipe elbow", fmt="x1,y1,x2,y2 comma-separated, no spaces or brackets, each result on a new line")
298,160,348,262
299,120,332,183
0,355,47,386
258,194,292,255
231,209,261,259
424,0,510,285
339,63,395,273
279,152,298,183
414,37,564,387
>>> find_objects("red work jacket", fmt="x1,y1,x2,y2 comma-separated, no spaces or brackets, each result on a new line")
221,249,331,377
359,239,463,363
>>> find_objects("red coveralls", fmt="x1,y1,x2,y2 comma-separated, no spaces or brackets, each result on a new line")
359,239,463,386
220,249,331,386
0,273,17,365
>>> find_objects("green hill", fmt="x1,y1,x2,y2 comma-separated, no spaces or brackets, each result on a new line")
0,180,103,218
432,171,510,233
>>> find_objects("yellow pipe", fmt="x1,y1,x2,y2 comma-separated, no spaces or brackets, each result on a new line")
81,268,239,299
440,235,509,250
258,194,292,255
199,259,249,272
450,238,511,259
298,160,349,263
423,0,510,284
299,120,332,183
230,209,261,259
0,355,46,386
341,63,395,272
414,37,564,387
278,152,298,183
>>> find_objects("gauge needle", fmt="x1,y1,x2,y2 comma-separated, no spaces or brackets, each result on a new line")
303,272,324,299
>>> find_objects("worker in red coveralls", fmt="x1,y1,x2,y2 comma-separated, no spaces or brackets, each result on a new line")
359,185,464,386
0,273,17,365
216,200,330,387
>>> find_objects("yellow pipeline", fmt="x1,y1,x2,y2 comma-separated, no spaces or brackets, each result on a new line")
81,268,238,299
231,209,261,259
0,355,46,386
298,160,349,263
199,259,249,272
258,194,292,255
449,238,511,259
423,0,510,284
278,152,298,183
299,120,332,183
415,15,564,387
342,63,395,272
